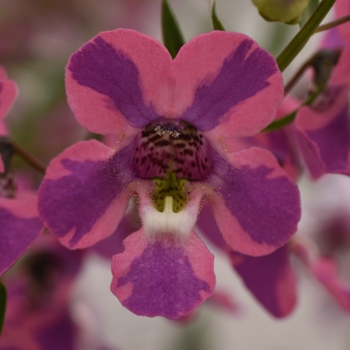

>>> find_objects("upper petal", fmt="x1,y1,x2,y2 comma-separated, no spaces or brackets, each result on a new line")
174,31,283,137
66,29,172,136
66,29,283,142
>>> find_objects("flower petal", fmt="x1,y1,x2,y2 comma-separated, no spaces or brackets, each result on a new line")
208,147,301,256
0,193,43,275
335,0,350,42
174,31,283,137
111,229,215,319
66,29,172,136
38,140,136,249
0,67,18,136
310,257,350,311
230,245,297,317
91,200,141,259
295,95,350,178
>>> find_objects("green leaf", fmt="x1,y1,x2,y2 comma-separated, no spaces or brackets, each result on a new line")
276,0,336,72
300,0,320,27
263,111,297,132
211,2,225,31
161,0,185,59
0,282,7,335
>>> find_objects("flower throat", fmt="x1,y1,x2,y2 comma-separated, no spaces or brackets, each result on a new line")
133,120,212,212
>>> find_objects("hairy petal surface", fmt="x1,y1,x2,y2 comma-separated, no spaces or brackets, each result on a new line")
38,140,136,249
231,245,297,317
111,229,215,319
208,147,300,256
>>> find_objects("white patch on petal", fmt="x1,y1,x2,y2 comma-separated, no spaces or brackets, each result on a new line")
143,196,197,240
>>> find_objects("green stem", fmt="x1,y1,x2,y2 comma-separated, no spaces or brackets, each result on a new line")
315,14,350,33
11,141,46,174
276,0,336,72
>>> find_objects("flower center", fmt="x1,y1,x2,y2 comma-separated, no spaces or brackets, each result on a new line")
133,120,212,212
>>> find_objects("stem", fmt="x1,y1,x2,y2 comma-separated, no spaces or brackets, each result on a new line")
284,60,310,95
276,0,336,72
315,14,350,33
11,141,46,174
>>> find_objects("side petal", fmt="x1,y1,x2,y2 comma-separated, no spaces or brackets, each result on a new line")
174,31,283,137
38,140,136,249
0,193,43,275
111,229,215,319
295,95,350,178
231,245,297,317
208,147,301,256
66,29,172,136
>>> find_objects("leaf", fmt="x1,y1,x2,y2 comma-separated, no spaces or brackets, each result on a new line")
161,0,185,59
0,282,7,335
276,0,336,72
211,2,225,31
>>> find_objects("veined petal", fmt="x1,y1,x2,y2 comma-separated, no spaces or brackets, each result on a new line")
111,229,215,319
208,147,301,256
38,140,136,249
174,31,283,138
231,245,297,317
66,29,172,137
0,193,43,276
295,93,350,179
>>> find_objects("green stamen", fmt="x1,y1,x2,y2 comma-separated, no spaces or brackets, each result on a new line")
152,172,188,213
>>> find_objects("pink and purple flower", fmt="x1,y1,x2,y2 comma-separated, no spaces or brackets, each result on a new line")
0,67,43,276
38,29,301,319
292,0,350,179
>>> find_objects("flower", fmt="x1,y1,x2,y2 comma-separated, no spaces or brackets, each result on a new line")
0,235,84,350
0,66,43,276
38,29,301,319
291,0,350,179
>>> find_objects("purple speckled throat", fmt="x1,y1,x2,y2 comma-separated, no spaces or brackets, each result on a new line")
133,120,212,180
